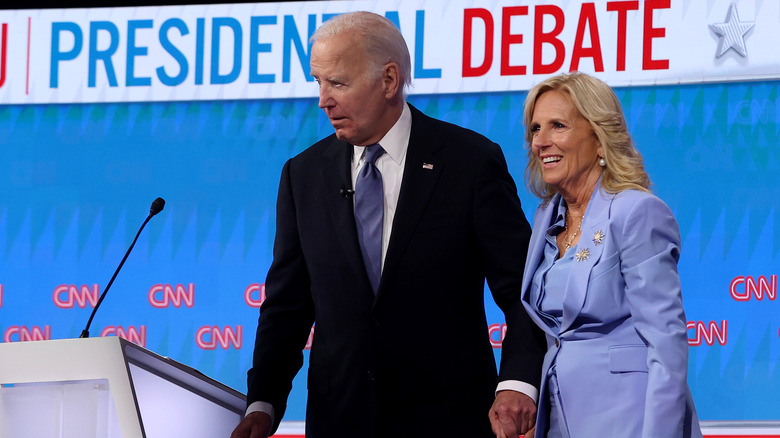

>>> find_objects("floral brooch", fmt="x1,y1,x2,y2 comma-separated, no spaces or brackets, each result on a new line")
592,230,605,245
575,248,590,262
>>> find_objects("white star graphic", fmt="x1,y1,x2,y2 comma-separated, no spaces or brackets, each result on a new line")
709,3,755,58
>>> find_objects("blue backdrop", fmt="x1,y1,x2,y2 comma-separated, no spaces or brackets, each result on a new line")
1,80,778,421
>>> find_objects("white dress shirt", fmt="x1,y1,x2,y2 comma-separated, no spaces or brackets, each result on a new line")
350,102,412,269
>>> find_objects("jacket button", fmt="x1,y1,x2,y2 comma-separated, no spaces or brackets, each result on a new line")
555,339,560,347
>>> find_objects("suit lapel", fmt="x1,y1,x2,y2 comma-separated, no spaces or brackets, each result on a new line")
521,198,559,338
560,186,614,333
320,138,371,285
379,106,444,296
522,198,557,303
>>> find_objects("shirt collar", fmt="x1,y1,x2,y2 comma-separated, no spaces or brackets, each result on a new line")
352,103,412,169
546,195,568,237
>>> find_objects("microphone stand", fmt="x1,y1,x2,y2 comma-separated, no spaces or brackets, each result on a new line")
79,198,165,338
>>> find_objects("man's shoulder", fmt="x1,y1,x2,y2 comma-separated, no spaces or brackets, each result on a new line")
409,105,499,155
411,105,489,139
291,133,342,161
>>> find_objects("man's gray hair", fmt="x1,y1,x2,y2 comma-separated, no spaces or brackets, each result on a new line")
311,11,412,97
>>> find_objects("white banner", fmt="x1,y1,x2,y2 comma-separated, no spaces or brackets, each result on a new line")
0,0,775,104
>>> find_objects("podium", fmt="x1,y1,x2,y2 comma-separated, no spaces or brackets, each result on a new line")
0,337,246,438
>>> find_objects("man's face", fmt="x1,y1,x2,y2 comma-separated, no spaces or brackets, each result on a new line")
310,31,392,146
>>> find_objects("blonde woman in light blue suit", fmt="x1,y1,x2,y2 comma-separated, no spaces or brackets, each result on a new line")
517,72,701,438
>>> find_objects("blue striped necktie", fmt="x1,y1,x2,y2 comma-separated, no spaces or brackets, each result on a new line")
354,144,386,294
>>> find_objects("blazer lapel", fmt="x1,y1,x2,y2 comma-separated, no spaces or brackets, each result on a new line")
559,186,614,333
521,198,559,338
379,106,444,296
320,138,371,285
522,198,557,302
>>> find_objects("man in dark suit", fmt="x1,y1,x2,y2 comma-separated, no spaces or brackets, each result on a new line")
231,11,545,438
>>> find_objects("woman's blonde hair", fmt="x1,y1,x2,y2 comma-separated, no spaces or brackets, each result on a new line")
524,72,650,200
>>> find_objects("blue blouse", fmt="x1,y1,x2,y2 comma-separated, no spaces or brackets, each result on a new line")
529,196,577,336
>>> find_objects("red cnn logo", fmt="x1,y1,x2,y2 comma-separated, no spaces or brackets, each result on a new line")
304,326,314,350
687,320,728,346
4,325,51,342
148,284,195,308
244,283,266,308
53,284,99,308
730,275,777,301
101,325,147,347
487,323,508,348
196,325,242,350
0,23,7,89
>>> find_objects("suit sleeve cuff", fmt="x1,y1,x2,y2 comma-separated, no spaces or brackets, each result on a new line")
246,401,275,425
496,380,539,404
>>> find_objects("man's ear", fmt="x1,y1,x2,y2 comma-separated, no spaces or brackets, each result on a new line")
382,62,401,99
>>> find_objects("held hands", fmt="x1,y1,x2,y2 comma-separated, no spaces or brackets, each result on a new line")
230,411,272,438
489,390,537,438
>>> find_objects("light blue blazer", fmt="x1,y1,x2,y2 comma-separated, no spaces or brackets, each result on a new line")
522,184,702,437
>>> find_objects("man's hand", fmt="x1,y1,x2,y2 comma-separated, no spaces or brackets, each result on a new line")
230,411,272,438
489,390,536,437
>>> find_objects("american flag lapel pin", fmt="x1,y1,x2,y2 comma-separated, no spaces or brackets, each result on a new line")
422,163,434,170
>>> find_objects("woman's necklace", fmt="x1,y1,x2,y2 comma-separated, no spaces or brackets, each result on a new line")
564,211,584,250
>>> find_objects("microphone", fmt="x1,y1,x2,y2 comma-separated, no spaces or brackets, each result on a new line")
79,197,166,338
150,197,165,216
340,186,355,199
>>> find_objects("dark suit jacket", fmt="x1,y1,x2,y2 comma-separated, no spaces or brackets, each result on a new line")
247,105,545,438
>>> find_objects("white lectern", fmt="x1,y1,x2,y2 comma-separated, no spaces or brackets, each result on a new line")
0,337,246,438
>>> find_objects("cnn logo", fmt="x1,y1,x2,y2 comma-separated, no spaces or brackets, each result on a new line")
148,284,195,308
101,325,147,347
196,325,242,350
244,283,266,307
4,325,51,342
53,284,99,308
687,320,727,346
488,323,508,348
730,275,777,301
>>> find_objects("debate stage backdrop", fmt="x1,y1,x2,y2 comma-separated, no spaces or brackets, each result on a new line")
0,0,778,431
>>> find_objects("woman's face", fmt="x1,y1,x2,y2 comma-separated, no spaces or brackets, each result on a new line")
530,90,603,196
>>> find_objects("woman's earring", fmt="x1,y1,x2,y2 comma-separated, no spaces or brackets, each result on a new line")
599,157,606,167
